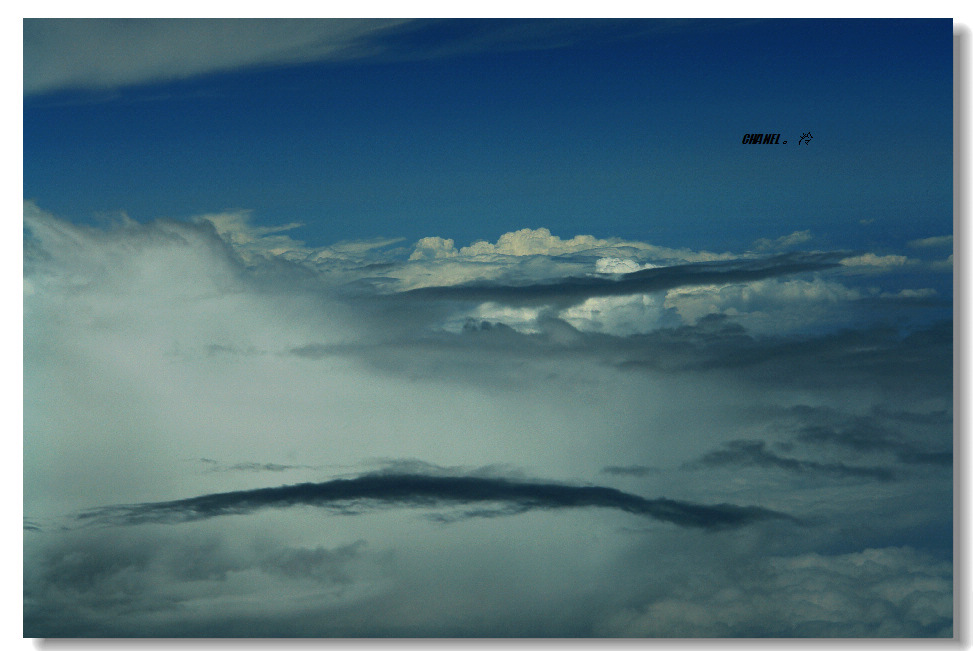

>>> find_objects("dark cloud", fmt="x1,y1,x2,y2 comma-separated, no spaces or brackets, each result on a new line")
395,252,844,307
686,440,897,481
78,472,796,531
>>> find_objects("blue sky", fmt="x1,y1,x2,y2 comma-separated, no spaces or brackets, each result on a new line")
23,19,955,638
24,19,951,253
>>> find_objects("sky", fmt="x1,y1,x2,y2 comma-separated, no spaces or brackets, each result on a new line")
22,18,955,638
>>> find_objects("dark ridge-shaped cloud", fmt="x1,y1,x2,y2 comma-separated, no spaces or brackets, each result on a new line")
76,473,795,531
686,440,897,481
394,252,844,306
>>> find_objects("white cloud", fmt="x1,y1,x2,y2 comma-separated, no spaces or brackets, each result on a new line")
459,227,610,257
594,257,659,274
409,237,459,261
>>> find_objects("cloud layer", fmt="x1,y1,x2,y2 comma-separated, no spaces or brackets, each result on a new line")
23,203,952,637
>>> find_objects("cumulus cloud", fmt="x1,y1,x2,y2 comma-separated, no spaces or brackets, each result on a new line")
409,236,459,261
410,227,734,264
460,227,612,257
594,257,659,274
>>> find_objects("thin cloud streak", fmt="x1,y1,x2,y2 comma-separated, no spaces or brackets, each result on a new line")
77,473,797,530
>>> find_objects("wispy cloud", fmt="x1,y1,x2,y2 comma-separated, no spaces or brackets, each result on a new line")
24,19,410,95
78,472,796,530
24,19,690,98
